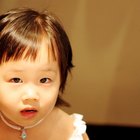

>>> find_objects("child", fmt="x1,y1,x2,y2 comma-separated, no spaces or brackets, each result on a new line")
0,8,89,140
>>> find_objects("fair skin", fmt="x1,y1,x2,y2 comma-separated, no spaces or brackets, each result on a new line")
0,41,89,140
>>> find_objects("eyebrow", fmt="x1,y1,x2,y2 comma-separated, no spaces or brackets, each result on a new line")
6,67,57,73
39,68,57,73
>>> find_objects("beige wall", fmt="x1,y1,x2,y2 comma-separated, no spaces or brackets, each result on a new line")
0,0,140,126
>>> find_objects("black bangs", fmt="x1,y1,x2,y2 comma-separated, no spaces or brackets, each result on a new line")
0,8,46,63
0,30,57,64
0,30,40,63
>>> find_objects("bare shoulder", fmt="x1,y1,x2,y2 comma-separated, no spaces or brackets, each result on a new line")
53,108,74,133
83,133,90,140
59,109,90,140
55,108,90,139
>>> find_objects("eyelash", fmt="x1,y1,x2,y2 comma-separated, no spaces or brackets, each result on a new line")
9,77,51,84
40,78,51,83
10,78,23,83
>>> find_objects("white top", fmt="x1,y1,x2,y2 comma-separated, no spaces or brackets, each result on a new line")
69,114,87,140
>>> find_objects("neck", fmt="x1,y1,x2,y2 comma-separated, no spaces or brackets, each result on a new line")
0,112,46,140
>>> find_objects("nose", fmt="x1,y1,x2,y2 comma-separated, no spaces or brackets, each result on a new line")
22,84,40,102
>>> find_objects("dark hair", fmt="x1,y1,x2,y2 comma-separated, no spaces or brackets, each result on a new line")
0,8,74,106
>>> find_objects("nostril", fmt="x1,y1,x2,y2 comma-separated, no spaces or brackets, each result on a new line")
22,97,39,102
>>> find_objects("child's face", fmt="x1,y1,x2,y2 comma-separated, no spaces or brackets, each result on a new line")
0,42,60,127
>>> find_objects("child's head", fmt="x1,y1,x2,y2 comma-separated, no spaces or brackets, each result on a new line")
0,8,73,106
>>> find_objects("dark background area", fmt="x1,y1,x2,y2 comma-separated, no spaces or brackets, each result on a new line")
86,124,140,140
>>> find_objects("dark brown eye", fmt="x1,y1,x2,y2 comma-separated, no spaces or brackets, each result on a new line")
40,78,50,83
10,78,23,83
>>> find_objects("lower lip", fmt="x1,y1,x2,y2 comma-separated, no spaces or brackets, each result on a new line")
20,111,38,119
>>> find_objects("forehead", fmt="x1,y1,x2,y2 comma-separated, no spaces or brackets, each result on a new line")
0,58,59,72
28,38,57,62
0,45,59,73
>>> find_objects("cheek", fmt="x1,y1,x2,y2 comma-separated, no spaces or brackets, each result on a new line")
40,88,59,108
0,99,17,117
0,89,19,112
39,94,58,117
0,95,17,109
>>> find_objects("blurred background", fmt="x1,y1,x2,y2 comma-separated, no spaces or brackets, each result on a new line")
1,0,140,139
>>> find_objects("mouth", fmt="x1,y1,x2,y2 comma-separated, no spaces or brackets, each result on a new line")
20,108,38,119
